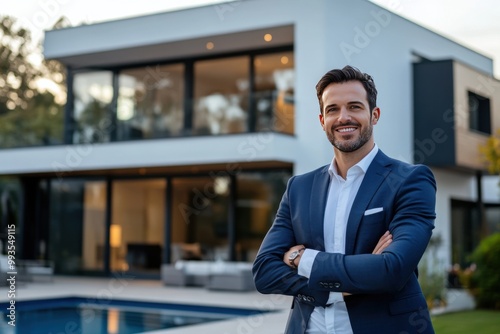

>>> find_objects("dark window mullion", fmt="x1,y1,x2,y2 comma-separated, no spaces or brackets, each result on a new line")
64,68,74,144
228,174,237,261
104,177,112,275
110,70,119,142
164,177,172,264
248,55,256,133
184,61,194,135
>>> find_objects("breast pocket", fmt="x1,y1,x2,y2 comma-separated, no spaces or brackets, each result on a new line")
357,209,387,251
361,208,386,226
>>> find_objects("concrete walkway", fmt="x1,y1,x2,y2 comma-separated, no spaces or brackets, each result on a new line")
0,275,291,334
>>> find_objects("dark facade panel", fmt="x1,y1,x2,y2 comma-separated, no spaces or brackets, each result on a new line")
413,60,455,167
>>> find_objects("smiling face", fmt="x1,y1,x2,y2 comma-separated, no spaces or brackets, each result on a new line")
319,80,380,155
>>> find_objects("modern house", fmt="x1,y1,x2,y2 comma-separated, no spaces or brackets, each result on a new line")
0,0,498,278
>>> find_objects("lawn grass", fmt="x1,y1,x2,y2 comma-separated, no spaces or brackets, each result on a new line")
432,309,500,334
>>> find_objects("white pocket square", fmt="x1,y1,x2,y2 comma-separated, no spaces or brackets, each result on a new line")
364,207,384,216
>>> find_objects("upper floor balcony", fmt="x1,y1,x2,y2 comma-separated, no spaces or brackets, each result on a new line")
68,49,294,145
0,47,295,150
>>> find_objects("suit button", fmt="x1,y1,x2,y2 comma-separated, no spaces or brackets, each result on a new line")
334,282,341,288
328,283,334,289
306,296,312,302
297,294,302,299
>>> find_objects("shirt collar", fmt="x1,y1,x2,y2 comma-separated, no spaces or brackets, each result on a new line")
328,144,379,178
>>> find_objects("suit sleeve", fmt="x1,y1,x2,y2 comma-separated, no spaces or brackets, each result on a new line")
252,176,329,307
308,165,436,294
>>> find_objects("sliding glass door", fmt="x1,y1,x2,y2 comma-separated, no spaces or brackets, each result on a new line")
111,179,166,274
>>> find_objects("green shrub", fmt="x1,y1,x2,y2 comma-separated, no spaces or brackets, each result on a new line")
418,235,446,308
419,258,446,308
470,233,500,309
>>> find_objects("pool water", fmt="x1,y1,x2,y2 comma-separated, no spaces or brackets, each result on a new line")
0,297,268,334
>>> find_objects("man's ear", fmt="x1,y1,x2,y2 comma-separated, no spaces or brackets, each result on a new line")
319,112,325,130
372,107,381,125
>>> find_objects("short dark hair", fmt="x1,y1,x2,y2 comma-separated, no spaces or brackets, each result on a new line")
315,65,377,113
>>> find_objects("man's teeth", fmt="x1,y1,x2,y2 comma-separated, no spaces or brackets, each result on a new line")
338,127,356,132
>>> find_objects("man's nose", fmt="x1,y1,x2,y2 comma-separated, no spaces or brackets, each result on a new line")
338,107,351,123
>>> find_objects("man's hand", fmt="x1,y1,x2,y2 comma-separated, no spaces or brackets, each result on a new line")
372,230,392,254
283,244,306,268
283,231,392,270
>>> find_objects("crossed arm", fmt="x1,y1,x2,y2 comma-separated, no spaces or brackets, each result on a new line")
284,230,393,269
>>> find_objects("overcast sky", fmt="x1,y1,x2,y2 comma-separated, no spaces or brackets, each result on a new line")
1,0,499,77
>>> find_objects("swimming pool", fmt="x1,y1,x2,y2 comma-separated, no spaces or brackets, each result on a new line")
0,296,269,333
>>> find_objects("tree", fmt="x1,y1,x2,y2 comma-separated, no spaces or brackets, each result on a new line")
479,129,500,177
0,15,67,148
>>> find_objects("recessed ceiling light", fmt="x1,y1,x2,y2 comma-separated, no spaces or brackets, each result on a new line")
281,56,289,65
264,33,272,42
206,42,215,50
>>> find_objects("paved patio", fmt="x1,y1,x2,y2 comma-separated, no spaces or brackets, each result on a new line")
0,275,291,334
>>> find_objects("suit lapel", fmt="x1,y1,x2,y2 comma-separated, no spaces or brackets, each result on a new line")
344,151,392,255
309,166,329,252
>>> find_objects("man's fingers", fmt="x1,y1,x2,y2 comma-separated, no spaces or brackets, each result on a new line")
372,231,392,254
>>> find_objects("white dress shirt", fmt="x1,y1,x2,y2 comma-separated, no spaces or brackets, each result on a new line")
298,145,379,333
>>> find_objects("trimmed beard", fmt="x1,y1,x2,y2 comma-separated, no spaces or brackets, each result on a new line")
327,123,373,152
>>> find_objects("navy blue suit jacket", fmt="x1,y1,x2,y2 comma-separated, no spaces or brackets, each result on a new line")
253,150,436,334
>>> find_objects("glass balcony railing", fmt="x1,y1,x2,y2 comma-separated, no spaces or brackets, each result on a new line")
0,90,294,149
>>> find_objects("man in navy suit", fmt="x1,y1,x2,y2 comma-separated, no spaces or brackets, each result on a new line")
253,66,436,334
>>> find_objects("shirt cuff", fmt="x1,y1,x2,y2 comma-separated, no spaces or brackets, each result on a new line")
297,249,319,278
327,292,345,304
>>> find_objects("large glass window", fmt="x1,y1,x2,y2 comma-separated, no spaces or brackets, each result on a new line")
73,72,114,144
117,64,184,140
451,200,481,267
171,177,230,261
44,169,291,275
468,91,491,135
254,52,294,134
82,181,107,271
111,179,166,274
49,179,107,274
235,170,290,261
66,49,294,144
49,180,86,274
193,56,249,135
485,205,500,235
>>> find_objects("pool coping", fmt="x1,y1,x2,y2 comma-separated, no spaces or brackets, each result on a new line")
0,275,291,334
